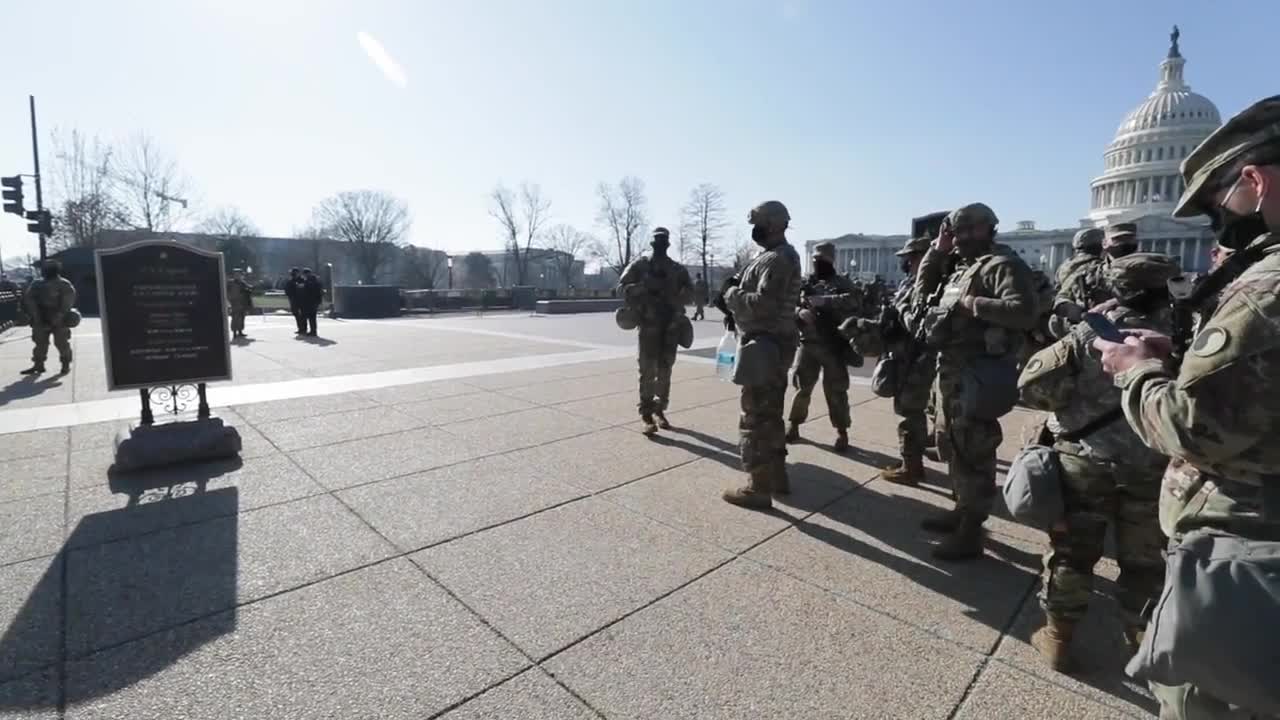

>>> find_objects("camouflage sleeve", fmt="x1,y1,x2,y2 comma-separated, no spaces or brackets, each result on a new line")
971,259,1039,331
914,246,948,302
22,286,39,327
1017,334,1080,411
60,282,76,317
1116,286,1280,466
674,266,693,307
724,253,790,327
617,260,646,300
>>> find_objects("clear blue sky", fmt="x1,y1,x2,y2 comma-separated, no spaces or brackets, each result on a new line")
0,0,1273,264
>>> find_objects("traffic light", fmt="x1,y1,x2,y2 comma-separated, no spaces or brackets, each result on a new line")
1,176,22,215
25,209,51,236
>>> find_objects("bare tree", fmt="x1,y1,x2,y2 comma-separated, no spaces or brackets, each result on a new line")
593,176,648,275
48,129,125,250
731,239,758,273
114,133,193,232
198,206,259,238
311,190,411,283
399,246,448,289
488,182,551,286
544,224,591,289
680,183,727,282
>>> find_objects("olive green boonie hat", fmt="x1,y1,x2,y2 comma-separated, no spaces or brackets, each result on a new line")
895,236,932,256
1106,252,1181,293
1174,95,1280,218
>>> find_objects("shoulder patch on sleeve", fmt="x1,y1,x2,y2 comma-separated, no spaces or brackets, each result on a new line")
1191,326,1229,357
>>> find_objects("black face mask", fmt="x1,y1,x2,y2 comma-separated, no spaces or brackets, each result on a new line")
1214,207,1270,250
652,243,669,259
899,258,911,275
1105,245,1136,260
750,225,769,244
813,259,834,278
41,268,56,280
1213,175,1271,250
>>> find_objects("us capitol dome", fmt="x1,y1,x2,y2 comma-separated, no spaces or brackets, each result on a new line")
1088,26,1221,224
808,27,1221,283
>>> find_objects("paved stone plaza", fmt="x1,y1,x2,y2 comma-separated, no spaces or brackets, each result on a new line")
0,311,1157,718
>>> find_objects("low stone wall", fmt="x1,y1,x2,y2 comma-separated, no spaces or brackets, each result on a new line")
534,299,623,314
333,285,402,318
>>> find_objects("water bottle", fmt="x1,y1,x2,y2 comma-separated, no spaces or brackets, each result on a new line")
715,330,737,382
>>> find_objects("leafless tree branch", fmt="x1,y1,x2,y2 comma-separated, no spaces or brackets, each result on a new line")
312,190,411,283
680,183,728,281
593,176,648,275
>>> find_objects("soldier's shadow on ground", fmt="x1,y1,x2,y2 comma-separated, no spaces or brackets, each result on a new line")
0,374,65,406
231,336,257,346
648,427,741,471
0,463,241,712
298,335,337,347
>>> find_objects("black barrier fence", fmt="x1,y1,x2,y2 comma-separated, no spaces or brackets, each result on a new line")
0,290,20,333
401,287,617,314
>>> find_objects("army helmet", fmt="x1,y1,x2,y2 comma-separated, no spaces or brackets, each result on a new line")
947,202,999,230
895,236,932,256
1072,227,1104,251
748,201,790,230
1103,222,1138,252
1106,252,1181,299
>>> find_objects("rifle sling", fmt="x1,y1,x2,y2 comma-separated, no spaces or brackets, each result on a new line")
1056,408,1123,443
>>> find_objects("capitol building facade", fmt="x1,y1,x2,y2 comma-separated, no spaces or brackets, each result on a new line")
807,28,1218,285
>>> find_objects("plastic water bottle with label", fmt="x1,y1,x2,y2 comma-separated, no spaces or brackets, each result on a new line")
715,330,737,382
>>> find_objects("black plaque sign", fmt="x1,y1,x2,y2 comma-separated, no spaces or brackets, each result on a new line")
96,241,233,390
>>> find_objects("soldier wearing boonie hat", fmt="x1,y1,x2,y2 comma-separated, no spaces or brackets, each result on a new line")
1093,95,1280,720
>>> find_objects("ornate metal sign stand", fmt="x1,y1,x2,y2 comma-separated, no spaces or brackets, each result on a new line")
138,382,211,426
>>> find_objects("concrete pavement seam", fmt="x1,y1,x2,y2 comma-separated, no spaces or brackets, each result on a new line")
941,574,1042,720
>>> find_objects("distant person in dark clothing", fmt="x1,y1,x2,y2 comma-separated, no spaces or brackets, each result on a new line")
284,267,305,334
300,267,324,336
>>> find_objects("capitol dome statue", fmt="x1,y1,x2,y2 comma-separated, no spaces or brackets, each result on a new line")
1088,26,1221,224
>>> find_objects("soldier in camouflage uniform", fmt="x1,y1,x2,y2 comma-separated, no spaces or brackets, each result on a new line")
785,241,860,451
722,201,802,510
1103,222,1139,260
1046,228,1111,340
875,235,936,485
915,203,1039,560
20,260,77,376
1096,95,1280,720
1018,253,1179,673
618,227,693,435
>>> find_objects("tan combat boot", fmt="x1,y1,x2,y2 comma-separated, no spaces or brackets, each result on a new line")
772,459,790,495
833,430,849,452
654,410,672,430
722,466,774,510
880,455,924,486
641,414,659,435
1031,616,1077,673
932,514,985,562
785,422,801,443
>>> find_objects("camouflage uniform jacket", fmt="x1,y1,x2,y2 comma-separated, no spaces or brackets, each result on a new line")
1021,304,1171,468
23,277,76,329
798,272,860,344
1116,233,1280,538
1054,254,1109,312
724,241,802,341
915,242,1040,359
227,279,254,311
618,255,693,327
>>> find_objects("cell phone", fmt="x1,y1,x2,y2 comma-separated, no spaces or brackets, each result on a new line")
1082,312,1126,343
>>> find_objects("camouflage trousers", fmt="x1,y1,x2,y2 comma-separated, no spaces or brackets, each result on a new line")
788,342,850,429
230,309,247,334
934,359,1000,521
892,350,936,459
31,325,71,364
740,341,797,471
636,325,678,415
1040,446,1165,628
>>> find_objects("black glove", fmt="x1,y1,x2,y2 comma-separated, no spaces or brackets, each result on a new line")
722,276,740,290
723,314,736,333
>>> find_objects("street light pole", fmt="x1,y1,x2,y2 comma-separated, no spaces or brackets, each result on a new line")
447,255,454,289
29,96,46,261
